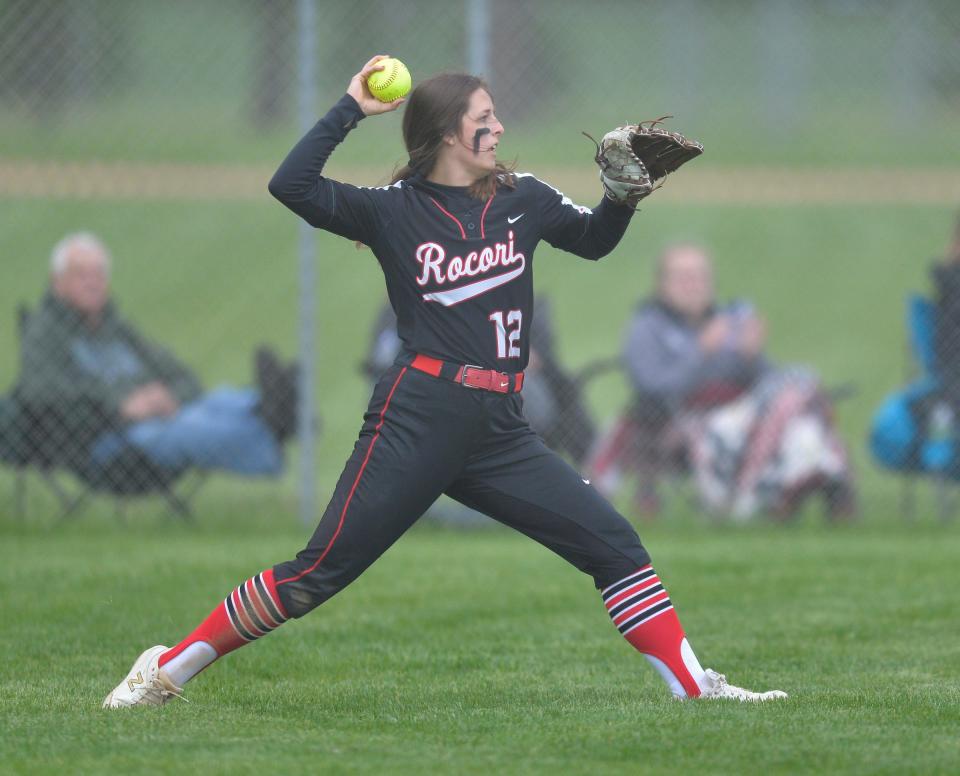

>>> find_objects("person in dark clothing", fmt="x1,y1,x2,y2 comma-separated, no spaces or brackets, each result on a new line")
931,214,960,413
870,215,960,479
19,232,298,477
104,57,785,708
518,297,597,466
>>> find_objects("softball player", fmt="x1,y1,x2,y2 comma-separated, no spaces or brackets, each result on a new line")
104,55,785,706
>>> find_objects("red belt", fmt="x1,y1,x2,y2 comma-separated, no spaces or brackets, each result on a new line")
410,354,524,394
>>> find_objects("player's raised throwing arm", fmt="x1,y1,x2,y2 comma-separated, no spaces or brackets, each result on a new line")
267,55,405,241
527,175,635,261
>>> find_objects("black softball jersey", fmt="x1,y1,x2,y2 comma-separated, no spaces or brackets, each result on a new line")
268,94,634,371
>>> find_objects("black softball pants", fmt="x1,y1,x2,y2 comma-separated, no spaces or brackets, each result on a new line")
273,363,651,618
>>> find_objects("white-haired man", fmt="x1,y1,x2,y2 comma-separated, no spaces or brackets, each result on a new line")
17,232,298,479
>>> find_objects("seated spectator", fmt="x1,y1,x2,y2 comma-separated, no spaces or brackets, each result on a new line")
16,232,298,480
590,243,855,520
872,214,960,476
931,214,960,413
519,297,597,466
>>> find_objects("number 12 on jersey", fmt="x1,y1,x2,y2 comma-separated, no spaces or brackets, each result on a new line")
488,310,522,359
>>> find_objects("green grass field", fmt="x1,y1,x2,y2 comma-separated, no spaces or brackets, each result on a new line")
3,3,960,771
2,140,960,775
1,513,958,774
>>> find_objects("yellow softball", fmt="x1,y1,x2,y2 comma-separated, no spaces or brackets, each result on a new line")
367,58,412,103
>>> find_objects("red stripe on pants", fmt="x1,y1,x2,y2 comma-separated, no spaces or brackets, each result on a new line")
277,367,409,586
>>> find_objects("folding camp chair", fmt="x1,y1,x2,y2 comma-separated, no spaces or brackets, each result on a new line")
6,391,206,523
2,303,205,522
901,294,958,521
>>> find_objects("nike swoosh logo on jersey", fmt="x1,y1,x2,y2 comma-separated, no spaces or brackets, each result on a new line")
507,214,525,224
421,258,526,307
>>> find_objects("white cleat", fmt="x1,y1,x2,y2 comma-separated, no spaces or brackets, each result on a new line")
698,668,788,702
102,645,185,709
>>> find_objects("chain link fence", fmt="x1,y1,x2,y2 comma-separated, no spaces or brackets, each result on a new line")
1,0,959,523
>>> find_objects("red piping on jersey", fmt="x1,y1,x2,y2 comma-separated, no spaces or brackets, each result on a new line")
429,197,466,239
479,194,495,239
276,367,409,586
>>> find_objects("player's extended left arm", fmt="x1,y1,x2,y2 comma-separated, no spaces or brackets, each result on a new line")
541,193,635,262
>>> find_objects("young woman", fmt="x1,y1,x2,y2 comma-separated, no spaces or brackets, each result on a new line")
104,55,786,707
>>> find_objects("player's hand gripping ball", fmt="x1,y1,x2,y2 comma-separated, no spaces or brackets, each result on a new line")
367,58,412,103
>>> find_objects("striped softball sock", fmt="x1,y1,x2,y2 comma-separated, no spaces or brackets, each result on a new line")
157,569,289,686
602,565,707,698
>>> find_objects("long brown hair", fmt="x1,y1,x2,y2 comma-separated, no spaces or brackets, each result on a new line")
390,73,515,199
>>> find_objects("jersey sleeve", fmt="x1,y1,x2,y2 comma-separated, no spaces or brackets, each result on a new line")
524,174,635,261
268,94,387,244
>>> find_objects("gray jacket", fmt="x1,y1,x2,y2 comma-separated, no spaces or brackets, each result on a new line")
622,300,767,411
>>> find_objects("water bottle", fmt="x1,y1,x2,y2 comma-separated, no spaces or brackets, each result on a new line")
922,401,954,472
724,300,755,349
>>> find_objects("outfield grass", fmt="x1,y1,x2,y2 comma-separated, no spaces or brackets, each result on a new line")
2,173,959,773
1,512,958,775
3,3,960,769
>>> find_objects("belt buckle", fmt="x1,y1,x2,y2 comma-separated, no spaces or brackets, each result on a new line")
460,365,485,389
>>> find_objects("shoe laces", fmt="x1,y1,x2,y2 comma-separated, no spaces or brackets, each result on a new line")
703,669,753,700
707,670,731,693
141,675,189,705
701,668,787,701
